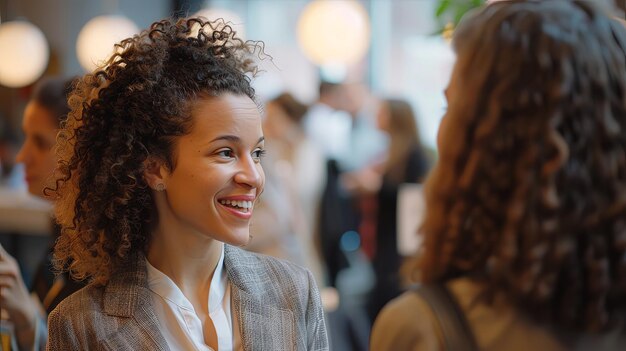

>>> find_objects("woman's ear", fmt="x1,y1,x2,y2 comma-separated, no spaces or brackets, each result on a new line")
143,157,168,191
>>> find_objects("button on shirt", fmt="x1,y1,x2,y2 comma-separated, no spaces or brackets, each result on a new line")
146,248,239,351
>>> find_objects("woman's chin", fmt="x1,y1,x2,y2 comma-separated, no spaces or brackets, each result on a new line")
221,231,252,247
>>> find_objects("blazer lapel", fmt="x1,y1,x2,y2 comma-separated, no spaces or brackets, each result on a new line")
225,245,297,351
101,255,169,351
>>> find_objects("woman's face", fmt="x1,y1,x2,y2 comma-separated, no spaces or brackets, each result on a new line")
15,102,58,198
158,93,265,246
376,101,391,133
437,61,462,151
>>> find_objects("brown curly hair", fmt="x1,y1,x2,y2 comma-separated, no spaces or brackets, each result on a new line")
413,0,626,333
52,17,263,285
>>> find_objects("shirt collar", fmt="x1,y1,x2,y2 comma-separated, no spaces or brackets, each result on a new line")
146,245,227,313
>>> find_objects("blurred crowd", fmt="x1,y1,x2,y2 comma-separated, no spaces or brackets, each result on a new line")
2,1,626,351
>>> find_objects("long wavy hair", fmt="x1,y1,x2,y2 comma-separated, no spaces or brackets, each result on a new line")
52,17,263,285
413,0,626,333
382,99,422,184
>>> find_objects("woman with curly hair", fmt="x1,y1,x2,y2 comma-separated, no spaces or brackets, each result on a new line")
46,18,328,350
371,1,626,350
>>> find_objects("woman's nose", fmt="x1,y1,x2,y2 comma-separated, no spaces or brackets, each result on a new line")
233,156,264,189
15,142,31,164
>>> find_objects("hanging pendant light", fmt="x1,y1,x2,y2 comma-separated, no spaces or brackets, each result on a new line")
76,15,139,72
0,20,49,88
297,0,371,67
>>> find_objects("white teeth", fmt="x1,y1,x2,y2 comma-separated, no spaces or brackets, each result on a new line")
219,199,254,211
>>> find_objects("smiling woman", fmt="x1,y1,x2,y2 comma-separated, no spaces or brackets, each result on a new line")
47,17,328,351
146,94,266,252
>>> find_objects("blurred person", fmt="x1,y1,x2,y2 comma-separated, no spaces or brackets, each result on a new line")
252,92,326,285
304,81,386,173
339,83,388,173
372,1,626,350
365,98,430,322
306,82,377,289
0,77,84,351
16,79,68,197
302,82,352,164
47,18,327,350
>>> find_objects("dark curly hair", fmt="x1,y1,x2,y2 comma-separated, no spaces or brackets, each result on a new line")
52,17,263,285
413,0,626,333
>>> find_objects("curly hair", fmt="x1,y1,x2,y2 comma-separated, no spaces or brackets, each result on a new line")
52,17,263,285
413,0,626,333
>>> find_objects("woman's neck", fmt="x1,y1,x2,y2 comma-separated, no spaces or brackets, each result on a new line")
146,224,223,296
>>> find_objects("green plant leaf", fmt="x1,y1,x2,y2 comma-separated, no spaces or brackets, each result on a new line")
436,0,452,18
433,0,486,36
453,1,483,25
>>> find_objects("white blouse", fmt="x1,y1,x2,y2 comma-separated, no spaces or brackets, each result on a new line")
146,248,240,351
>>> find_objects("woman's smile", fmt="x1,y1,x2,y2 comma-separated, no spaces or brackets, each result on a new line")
217,195,256,219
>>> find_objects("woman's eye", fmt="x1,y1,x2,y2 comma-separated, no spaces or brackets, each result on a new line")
34,136,53,151
252,149,267,161
217,149,235,158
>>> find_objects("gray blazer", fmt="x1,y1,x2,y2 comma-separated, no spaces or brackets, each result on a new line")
47,245,329,350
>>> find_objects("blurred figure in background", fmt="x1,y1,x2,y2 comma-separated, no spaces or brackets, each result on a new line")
0,77,84,351
305,82,357,288
303,82,386,350
252,92,326,285
372,1,626,350
303,82,352,166
366,98,430,322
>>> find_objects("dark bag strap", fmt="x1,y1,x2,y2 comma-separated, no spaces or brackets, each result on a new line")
412,284,479,351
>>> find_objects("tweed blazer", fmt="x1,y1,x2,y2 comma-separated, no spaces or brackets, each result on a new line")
46,245,329,350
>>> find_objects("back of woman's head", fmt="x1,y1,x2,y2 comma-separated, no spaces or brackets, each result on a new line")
416,0,626,333
31,76,76,126
383,98,421,183
53,17,262,285
270,93,308,124
385,99,419,144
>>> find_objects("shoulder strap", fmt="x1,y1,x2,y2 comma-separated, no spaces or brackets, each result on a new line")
412,284,479,351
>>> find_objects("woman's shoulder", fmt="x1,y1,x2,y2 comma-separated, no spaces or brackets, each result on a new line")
226,245,311,278
50,281,105,318
224,245,314,294
371,289,440,351
47,281,106,348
